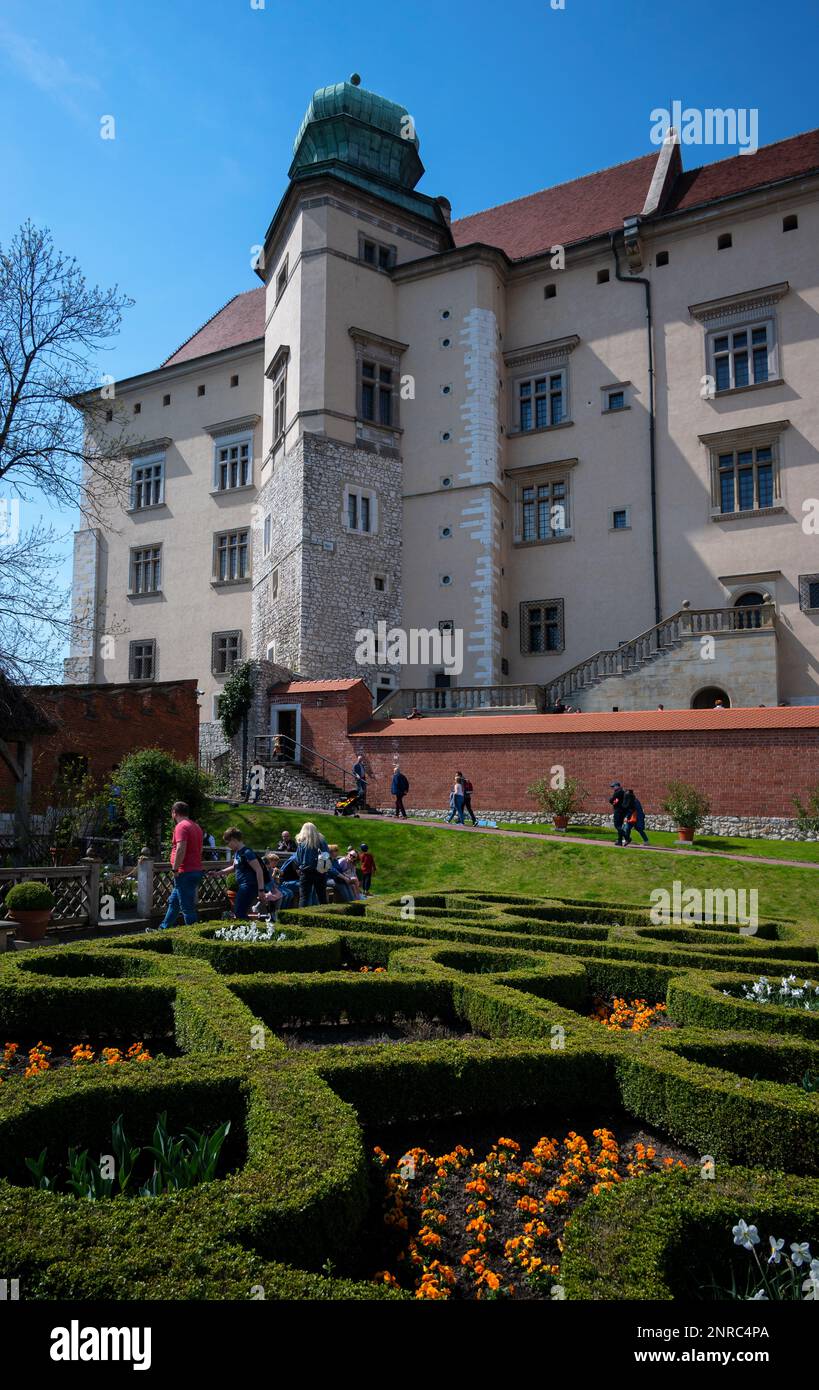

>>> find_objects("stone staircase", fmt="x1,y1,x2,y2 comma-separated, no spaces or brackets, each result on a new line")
374,603,778,717
543,602,777,711
245,749,377,815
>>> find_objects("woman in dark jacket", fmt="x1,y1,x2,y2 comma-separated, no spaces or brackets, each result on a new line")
295,821,330,907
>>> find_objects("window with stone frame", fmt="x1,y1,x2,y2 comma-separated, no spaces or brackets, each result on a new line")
504,336,578,437
211,630,242,675
517,370,566,431
690,282,786,397
350,328,405,434
344,486,377,535
799,575,819,614
361,359,394,427
707,321,774,392
129,639,156,681
263,513,272,556
129,544,162,595
214,436,252,491
700,420,787,521
520,598,564,655
213,528,250,582
513,473,570,545
714,444,776,515
130,455,165,509
272,359,287,442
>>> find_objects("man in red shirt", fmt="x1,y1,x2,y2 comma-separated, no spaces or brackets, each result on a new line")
159,801,205,929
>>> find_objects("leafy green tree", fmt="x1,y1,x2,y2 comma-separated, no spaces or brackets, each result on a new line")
115,748,212,856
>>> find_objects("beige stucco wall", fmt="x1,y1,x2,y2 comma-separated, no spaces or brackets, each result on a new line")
86,345,262,727
71,160,819,719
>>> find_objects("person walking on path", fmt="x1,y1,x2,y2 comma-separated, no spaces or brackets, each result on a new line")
212,827,267,918
617,787,637,846
352,755,367,804
391,764,409,818
459,770,478,826
295,821,331,907
621,790,650,846
446,775,466,825
608,782,628,846
160,802,204,929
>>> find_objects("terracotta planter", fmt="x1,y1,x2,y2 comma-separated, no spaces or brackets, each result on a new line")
226,891,237,907
552,815,569,830
7,908,52,942
676,826,695,843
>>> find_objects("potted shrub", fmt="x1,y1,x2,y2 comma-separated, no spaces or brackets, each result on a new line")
527,775,588,831
4,881,56,941
225,872,238,908
662,780,711,842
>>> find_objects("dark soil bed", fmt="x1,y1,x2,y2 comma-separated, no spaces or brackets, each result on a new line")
277,1016,474,1050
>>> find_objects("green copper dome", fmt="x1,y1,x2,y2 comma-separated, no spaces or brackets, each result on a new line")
290,76,425,191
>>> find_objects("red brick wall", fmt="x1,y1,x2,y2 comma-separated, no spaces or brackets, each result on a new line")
0,681,200,813
300,714,819,817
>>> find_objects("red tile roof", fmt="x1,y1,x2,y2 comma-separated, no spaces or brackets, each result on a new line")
451,130,819,261
157,132,819,368
668,129,819,214
355,706,819,737
272,679,367,694
451,153,658,261
162,287,265,367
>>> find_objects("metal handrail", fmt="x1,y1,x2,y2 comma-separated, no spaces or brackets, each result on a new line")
252,734,358,794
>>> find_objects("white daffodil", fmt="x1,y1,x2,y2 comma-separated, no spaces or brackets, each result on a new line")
750,1289,768,1300
767,1236,784,1264
790,1241,812,1266
801,1273,819,1300
733,1220,760,1250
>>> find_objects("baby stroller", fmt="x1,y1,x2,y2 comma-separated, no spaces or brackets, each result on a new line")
334,792,360,817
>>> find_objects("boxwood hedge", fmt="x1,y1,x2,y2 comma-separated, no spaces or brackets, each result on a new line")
0,886,816,1300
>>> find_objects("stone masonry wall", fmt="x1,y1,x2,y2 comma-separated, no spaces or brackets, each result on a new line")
251,437,305,672
299,433,403,690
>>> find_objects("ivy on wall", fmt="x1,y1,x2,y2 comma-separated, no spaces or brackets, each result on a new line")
219,661,254,741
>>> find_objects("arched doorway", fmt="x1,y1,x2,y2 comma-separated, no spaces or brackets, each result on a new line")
691,687,731,709
734,591,765,630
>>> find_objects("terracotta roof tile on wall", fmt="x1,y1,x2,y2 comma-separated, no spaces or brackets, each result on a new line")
356,706,819,737
451,153,659,260
162,287,266,367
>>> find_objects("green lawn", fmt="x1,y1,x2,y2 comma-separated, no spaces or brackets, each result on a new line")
207,802,819,928
497,821,819,863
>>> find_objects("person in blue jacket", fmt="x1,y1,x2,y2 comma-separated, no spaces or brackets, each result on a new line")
295,821,330,907
214,827,266,918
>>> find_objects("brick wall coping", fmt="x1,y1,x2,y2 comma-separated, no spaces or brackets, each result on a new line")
271,679,367,694
354,705,819,737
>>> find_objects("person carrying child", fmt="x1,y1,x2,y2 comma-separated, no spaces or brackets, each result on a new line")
358,843,376,896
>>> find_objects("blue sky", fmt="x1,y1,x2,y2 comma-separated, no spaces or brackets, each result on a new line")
2,0,818,653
